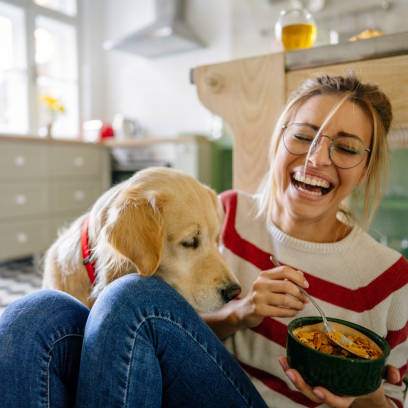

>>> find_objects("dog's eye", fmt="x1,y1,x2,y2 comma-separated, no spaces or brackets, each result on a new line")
181,236,199,249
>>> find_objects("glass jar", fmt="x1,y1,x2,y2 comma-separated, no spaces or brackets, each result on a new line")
275,8,317,51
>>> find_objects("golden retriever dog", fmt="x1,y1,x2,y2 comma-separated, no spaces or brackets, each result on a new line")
42,167,241,312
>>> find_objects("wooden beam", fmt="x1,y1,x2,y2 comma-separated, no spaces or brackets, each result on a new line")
193,52,285,193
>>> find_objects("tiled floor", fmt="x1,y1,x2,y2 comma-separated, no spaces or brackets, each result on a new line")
0,257,43,316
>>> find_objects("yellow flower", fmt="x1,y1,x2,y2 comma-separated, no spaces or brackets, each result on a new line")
39,95,65,114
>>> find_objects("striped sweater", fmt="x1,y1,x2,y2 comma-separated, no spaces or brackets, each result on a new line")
220,190,408,408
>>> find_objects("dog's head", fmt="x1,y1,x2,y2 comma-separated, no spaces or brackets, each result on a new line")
100,167,240,312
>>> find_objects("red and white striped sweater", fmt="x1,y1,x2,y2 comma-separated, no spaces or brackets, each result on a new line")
220,190,408,408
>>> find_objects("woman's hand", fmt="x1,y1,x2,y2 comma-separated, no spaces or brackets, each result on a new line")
279,356,399,408
200,265,308,340
351,366,399,408
234,265,309,329
279,356,356,407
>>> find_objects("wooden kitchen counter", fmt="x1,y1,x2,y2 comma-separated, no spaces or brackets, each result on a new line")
102,134,210,147
0,133,107,147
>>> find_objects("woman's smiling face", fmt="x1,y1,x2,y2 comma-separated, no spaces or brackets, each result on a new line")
271,94,372,240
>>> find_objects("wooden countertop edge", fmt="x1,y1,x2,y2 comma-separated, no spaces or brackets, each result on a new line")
102,135,211,147
0,134,211,147
0,134,105,147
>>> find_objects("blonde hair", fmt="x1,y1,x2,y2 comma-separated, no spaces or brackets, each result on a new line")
257,73,392,230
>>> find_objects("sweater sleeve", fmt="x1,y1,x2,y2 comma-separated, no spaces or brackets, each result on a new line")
383,256,408,407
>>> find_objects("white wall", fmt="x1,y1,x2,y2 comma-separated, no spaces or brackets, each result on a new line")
81,0,107,124
83,0,232,138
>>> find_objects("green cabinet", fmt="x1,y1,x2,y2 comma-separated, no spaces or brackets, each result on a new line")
368,147,408,257
211,137,233,194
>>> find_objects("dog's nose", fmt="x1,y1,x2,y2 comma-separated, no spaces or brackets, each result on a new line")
221,284,241,303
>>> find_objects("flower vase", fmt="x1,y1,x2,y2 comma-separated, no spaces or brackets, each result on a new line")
46,122,53,139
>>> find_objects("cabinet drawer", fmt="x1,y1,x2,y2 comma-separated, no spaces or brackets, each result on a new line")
0,142,48,179
49,145,100,177
0,183,49,219
51,180,101,213
0,219,49,261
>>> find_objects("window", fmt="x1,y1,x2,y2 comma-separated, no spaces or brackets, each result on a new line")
34,0,76,16
0,2,27,134
0,0,80,138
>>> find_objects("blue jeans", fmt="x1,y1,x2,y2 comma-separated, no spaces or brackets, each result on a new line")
0,274,267,407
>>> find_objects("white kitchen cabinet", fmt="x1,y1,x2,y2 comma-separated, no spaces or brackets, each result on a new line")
172,136,212,187
49,144,102,177
0,219,50,260
0,137,110,262
1,182,49,218
0,142,48,180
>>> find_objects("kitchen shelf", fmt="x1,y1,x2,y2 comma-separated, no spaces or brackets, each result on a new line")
285,32,408,71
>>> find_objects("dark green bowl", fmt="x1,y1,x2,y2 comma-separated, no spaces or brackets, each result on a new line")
287,317,390,396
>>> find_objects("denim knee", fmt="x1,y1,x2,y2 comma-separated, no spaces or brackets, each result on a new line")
0,289,89,407
0,289,89,343
78,275,267,408
92,274,192,320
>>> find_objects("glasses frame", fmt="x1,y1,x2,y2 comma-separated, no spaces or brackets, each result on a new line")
281,123,371,169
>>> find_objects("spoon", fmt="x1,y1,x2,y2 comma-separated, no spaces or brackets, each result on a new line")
269,255,370,359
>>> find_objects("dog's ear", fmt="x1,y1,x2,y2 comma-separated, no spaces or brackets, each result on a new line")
107,196,165,276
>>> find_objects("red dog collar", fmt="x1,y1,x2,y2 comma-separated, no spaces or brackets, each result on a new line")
81,214,96,284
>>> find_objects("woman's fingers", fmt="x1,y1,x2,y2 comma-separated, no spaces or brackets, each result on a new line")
265,291,306,310
310,387,355,408
263,266,309,289
284,371,324,403
279,357,356,408
278,356,323,403
384,364,400,384
255,303,302,317
255,267,309,305
240,265,310,321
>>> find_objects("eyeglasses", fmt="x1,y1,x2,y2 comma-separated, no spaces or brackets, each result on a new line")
282,123,371,169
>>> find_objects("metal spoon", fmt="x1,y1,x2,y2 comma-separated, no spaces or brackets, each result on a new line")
269,255,370,359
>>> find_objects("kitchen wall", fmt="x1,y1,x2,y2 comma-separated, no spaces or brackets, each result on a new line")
82,0,232,138
81,0,408,138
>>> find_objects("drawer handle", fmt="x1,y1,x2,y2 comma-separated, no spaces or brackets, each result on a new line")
15,155,26,167
15,194,27,206
73,156,85,167
74,190,85,201
17,232,28,244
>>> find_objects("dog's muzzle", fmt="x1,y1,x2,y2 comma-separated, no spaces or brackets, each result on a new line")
220,284,241,303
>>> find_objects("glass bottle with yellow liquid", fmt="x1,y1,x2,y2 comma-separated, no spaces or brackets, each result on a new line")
275,8,317,51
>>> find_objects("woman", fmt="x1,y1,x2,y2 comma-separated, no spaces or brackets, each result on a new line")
204,74,408,407
0,74,407,408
